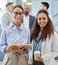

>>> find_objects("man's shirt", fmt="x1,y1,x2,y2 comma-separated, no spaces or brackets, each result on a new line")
1,11,13,30
23,15,29,29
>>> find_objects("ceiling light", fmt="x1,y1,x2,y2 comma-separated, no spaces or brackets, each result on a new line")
22,0,26,2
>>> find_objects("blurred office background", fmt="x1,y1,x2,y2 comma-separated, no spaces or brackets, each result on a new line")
0,0,58,33
0,0,58,64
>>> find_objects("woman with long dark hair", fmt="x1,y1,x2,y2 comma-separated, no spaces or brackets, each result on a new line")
28,10,58,65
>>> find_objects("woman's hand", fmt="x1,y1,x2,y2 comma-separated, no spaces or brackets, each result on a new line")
14,48,28,54
4,46,9,52
4,46,28,54
34,56,43,62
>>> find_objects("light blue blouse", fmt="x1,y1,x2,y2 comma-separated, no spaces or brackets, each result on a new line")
33,33,42,53
33,40,42,53
0,23,30,53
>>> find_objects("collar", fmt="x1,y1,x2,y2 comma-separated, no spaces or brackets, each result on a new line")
23,14,29,17
7,11,12,15
10,22,23,31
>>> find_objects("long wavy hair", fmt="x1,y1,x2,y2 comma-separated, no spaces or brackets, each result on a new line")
30,10,54,42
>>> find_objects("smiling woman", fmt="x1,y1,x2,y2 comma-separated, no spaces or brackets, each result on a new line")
12,5,23,28
37,12,48,30
0,5,30,65
28,10,58,65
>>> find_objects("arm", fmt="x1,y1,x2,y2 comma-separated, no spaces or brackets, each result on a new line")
1,14,9,29
50,32,58,57
42,32,58,64
0,30,7,53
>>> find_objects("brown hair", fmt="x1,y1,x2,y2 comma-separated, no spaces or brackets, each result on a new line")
6,2,13,7
30,10,54,42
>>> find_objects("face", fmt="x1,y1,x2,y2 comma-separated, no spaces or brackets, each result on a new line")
12,7,23,23
7,4,14,13
24,5,29,15
40,4,47,10
37,12,48,29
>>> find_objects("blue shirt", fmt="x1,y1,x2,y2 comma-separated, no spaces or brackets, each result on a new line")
0,23,30,53
33,40,42,53
33,33,42,53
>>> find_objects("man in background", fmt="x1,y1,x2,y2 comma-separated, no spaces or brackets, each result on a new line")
1,2,14,30
40,2,49,10
23,5,35,30
40,2,52,20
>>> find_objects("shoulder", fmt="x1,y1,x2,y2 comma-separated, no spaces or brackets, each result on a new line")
1,12,9,19
21,24,30,33
51,32,58,38
45,32,58,42
30,15,35,18
2,12,9,16
49,14,52,18
1,25,12,33
1,27,8,35
50,32,58,43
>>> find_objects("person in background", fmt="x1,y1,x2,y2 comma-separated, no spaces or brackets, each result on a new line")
28,10,58,65
23,5,35,30
40,2,49,10
40,2,52,21
0,5,30,65
1,2,14,30
40,2,58,33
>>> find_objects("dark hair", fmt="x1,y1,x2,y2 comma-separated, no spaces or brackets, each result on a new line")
12,5,23,11
30,10,54,42
6,2,13,7
37,9,48,17
41,2,49,9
